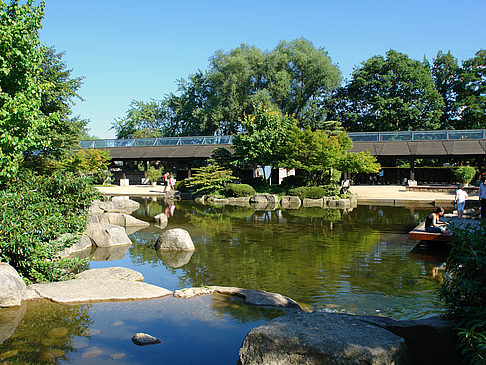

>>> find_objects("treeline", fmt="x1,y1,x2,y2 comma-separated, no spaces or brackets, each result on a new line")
113,39,486,138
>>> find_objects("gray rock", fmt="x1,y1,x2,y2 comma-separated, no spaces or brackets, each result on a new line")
154,228,194,251
26,279,172,304
302,198,324,208
173,286,303,310
76,267,144,281
355,315,460,364
93,197,140,214
328,199,351,208
156,250,194,268
0,263,27,307
56,234,93,259
99,213,149,227
280,196,301,209
154,213,168,229
85,223,132,247
0,306,26,344
132,332,161,346
165,190,181,201
238,311,410,365
250,194,279,205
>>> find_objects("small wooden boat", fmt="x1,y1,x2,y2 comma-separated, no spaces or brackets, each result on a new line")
408,221,453,242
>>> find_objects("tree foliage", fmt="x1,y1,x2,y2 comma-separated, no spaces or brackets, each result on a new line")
113,38,341,138
332,50,443,132
187,163,235,195
282,126,352,185
455,50,486,129
0,0,56,183
232,105,296,180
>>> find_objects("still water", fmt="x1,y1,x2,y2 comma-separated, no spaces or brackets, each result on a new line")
0,201,447,364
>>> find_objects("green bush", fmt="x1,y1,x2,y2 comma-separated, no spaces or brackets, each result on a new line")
280,175,307,189
240,176,266,188
0,171,99,284
145,165,163,183
223,183,256,197
287,186,327,199
174,179,192,192
454,166,476,184
439,220,486,363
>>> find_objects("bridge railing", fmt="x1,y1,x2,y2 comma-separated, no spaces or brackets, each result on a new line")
347,129,486,142
79,129,486,148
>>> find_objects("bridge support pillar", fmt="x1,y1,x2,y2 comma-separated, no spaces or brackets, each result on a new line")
410,158,415,181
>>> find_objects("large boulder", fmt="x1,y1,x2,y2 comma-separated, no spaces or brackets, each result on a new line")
328,199,351,208
25,279,172,304
99,213,150,227
250,194,279,205
355,315,461,364
84,223,132,247
154,229,194,251
56,234,93,259
90,197,140,215
302,198,324,208
280,196,301,209
227,197,251,207
76,267,144,281
0,263,27,307
238,311,410,365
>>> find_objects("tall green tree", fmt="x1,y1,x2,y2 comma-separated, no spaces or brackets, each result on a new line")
333,50,443,132
114,38,341,137
455,50,486,129
282,127,352,185
0,0,57,183
232,104,296,181
431,51,461,129
37,46,88,158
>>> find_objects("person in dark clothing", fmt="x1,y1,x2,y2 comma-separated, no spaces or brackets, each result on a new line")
425,207,450,234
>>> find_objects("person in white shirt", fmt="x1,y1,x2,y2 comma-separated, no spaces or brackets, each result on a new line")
479,178,486,218
454,185,468,218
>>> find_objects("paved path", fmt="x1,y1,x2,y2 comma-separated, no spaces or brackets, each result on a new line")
349,185,479,206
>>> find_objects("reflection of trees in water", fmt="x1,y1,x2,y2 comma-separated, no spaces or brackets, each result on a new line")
0,301,92,363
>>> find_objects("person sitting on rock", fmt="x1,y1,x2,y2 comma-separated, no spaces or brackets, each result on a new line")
425,207,450,234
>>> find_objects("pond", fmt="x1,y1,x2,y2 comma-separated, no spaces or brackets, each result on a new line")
0,201,448,364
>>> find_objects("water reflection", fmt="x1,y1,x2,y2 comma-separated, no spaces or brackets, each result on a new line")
103,200,443,319
0,296,283,364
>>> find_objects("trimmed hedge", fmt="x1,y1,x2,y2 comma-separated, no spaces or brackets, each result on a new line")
280,175,307,189
287,186,327,199
224,183,256,197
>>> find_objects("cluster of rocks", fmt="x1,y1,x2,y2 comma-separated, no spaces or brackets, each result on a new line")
193,193,357,211
57,197,148,259
0,263,460,364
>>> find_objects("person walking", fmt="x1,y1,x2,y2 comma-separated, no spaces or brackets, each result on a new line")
479,177,486,218
454,185,468,218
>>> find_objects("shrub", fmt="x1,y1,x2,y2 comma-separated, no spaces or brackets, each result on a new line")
145,165,163,183
174,179,192,192
439,220,486,363
453,166,476,185
287,186,327,199
240,176,266,188
223,183,256,197
0,170,99,284
187,164,235,195
280,175,307,189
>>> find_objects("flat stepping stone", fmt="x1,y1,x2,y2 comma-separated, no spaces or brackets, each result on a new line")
26,279,172,304
75,267,144,281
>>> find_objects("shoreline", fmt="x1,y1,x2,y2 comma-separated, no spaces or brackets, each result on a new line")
96,184,480,207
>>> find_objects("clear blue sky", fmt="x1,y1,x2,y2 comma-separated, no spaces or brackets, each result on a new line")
39,0,486,139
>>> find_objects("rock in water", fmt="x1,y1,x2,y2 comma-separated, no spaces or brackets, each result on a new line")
0,263,26,307
154,228,194,251
132,333,161,346
238,311,410,365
